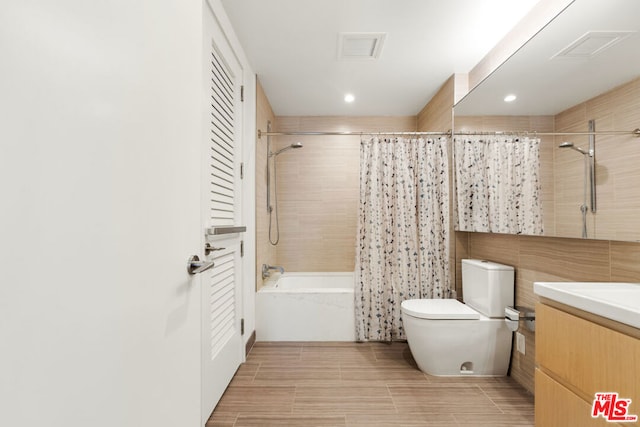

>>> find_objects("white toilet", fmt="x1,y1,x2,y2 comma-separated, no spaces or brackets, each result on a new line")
401,259,515,376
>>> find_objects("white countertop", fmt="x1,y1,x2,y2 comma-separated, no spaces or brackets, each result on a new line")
534,281,640,329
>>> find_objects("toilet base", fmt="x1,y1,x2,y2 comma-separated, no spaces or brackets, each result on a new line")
403,314,513,376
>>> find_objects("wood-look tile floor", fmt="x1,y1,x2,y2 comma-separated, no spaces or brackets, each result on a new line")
207,342,534,427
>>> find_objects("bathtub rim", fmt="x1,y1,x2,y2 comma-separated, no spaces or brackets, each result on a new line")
260,271,354,293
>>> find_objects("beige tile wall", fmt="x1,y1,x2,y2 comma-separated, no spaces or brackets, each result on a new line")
255,79,277,290
554,76,640,241
417,75,456,132
271,116,417,272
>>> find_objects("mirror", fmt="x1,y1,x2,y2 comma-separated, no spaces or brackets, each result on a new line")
453,0,640,242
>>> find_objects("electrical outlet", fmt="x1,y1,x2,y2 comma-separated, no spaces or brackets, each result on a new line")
516,332,526,355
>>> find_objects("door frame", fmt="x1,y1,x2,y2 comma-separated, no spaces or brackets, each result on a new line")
200,0,256,423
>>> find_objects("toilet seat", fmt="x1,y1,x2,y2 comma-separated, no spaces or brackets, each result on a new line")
401,299,480,320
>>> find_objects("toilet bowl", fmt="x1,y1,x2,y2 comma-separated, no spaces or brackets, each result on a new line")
401,259,514,376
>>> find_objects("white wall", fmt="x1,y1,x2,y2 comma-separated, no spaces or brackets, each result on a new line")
0,1,247,425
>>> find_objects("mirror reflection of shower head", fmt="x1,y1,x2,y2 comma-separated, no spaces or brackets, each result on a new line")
559,141,588,155
270,142,303,157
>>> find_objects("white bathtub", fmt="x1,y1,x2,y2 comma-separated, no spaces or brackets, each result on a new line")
256,272,355,341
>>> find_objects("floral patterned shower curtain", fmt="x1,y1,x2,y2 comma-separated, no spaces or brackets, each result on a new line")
454,136,543,235
355,137,452,342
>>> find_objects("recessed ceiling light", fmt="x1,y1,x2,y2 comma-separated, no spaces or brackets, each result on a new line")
504,94,517,102
344,93,355,103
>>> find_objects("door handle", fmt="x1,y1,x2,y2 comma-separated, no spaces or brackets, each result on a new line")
206,226,246,235
187,255,215,275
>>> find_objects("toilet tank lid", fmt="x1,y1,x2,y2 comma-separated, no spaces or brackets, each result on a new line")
462,259,514,271
401,299,480,320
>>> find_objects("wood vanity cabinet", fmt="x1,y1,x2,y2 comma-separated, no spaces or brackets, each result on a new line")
535,303,640,427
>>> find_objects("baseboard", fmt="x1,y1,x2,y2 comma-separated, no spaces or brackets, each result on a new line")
245,330,256,356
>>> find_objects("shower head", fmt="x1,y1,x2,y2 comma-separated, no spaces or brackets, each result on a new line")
559,142,588,155
270,142,303,157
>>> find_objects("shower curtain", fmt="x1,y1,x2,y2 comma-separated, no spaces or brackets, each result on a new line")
454,136,543,235
355,136,452,342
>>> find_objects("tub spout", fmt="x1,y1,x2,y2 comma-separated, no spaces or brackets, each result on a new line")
262,264,284,279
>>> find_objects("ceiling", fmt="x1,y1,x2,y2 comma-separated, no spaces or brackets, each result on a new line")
221,0,539,116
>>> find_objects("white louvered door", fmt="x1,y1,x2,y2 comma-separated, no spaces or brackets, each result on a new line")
202,1,244,423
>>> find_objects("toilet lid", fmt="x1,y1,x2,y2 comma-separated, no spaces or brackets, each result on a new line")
401,299,480,320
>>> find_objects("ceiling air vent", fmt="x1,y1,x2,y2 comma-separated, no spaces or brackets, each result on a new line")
552,31,635,59
338,32,386,60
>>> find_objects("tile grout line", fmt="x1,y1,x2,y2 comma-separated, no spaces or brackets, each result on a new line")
477,384,507,415
386,384,400,415
251,361,260,383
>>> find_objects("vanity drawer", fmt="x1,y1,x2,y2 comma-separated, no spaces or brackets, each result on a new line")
535,369,618,427
536,303,640,402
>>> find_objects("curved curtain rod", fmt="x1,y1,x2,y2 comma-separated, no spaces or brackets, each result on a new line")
257,129,640,139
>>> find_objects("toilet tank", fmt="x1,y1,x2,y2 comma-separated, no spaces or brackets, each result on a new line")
461,259,514,318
